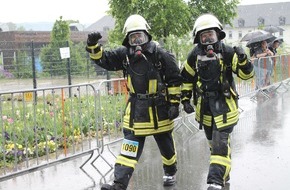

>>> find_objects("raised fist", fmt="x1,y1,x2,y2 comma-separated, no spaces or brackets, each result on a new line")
234,46,247,63
87,32,102,46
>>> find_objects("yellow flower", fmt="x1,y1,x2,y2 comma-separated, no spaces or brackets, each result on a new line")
17,144,23,150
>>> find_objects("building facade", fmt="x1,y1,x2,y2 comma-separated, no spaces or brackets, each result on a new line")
224,2,290,47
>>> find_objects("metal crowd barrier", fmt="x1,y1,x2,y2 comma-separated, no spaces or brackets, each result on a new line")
1,53,290,182
0,83,101,181
231,54,290,99
79,78,129,180
249,54,290,100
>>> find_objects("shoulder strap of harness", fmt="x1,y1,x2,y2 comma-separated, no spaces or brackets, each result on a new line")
122,43,162,79
221,43,234,84
191,48,200,106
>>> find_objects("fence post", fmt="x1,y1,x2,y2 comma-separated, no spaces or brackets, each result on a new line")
106,70,111,92
66,41,72,98
86,53,90,80
31,41,37,103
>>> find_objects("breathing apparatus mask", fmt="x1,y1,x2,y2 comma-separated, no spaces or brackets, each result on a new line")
128,31,149,58
199,30,218,57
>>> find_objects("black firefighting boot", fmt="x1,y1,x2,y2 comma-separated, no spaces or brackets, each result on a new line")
101,182,126,190
163,174,176,186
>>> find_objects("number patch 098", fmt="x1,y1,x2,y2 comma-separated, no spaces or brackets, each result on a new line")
120,139,139,157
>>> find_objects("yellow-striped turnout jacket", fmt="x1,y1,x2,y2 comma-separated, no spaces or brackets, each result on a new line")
181,43,254,130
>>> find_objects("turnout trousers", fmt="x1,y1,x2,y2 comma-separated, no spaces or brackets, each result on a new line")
113,129,177,187
203,119,234,187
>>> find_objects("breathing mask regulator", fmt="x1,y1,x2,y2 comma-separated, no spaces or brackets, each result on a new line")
206,45,215,58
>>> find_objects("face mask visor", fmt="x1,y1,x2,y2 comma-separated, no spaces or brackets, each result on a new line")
200,30,218,45
128,31,149,46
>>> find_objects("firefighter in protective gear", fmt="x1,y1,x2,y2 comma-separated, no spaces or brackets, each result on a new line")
86,14,182,190
180,14,254,190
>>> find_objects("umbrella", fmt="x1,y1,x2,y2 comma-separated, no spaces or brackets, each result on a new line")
264,25,284,33
268,37,284,48
240,30,270,42
271,36,284,44
246,32,276,48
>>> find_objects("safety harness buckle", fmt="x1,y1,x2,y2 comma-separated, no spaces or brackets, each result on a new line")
136,93,150,99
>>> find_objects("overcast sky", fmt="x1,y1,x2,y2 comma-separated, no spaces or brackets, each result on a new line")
0,0,110,24
0,0,289,24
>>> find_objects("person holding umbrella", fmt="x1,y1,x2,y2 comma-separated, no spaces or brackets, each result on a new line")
245,31,275,50
241,30,275,58
253,40,274,58
252,40,274,88
243,30,275,89
268,37,283,55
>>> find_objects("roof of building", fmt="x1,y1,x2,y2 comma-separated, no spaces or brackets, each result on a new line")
228,2,290,28
69,23,85,31
85,15,115,32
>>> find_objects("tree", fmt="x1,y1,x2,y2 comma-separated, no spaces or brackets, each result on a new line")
51,16,70,44
17,26,26,31
107,0,192,44
40,17,89,77
6,22,17,31
188,0,239,27
11,51,33,78
40,17,70,76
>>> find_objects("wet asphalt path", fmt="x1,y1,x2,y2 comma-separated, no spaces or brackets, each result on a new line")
1,88,290,190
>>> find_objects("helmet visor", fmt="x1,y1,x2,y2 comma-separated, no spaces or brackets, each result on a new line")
200,30,218,45
128,31,149,46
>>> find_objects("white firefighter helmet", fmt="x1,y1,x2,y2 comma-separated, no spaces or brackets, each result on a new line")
193,14,225,44
122,14,151,35
122,14,152,46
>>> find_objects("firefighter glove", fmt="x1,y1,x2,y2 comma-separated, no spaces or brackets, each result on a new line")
87,32,102,46
168,104,179,120
234,46,247,63
86,32,103,59
183,101,195,114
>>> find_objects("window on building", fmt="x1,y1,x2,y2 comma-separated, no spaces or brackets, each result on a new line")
258,17,265,26
238,18,245,27
279,16,286,25
229,31,232,39
238,31,242,38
